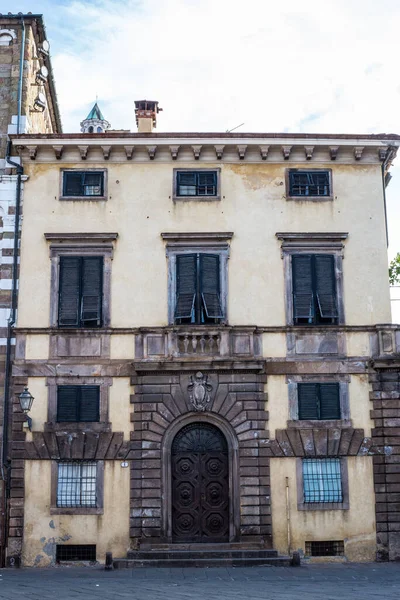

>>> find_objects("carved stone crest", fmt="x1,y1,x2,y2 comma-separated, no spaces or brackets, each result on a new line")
188,372,212,412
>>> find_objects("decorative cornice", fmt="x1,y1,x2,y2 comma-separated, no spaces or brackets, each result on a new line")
78,145,88,160
52,145,63,160
267,427,377,457
44,232,118,243
161,232,233,243
276,232,348,242
124,145,134,160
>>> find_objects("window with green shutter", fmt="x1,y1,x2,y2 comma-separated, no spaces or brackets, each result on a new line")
292,254,338,324
57,386,100,422
58,257,103,328
298,383,341,420
175,253,223,324
289,170,330,197
176,171,218,197
63,171,104,197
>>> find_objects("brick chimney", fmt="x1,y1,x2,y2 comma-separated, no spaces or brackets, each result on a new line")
134,100,162,133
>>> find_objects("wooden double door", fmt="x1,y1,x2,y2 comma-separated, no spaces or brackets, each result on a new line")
171,423,229,542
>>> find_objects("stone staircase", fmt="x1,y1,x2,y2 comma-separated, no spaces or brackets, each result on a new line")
113,543,295,568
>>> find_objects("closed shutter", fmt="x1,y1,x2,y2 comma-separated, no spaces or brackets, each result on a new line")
58,257,80,326
200,254,223,319
57,386,79,421
298,383,319,420
63,172,83,196
81,257,103,326
82,173,103,196
79,386,100,421
315,255,338,320
177,172,197,196
319,383,341,419
175,254,196,320
292,255,314,323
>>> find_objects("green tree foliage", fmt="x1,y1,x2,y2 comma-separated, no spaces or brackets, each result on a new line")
389,253,400,285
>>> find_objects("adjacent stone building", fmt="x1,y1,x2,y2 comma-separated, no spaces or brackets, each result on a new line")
7,103,400,565
0,12,61,565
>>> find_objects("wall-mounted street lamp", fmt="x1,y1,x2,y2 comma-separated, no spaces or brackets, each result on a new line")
17,387,34,431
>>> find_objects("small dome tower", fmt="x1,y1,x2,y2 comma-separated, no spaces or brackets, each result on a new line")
80,102,110,133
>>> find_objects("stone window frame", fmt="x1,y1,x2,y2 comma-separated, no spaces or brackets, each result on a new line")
161,232,233,325
276,232,348,326
44,233,118,329
50,460,104,515
285,168,333,202
45,376,112,433
59,168,108,201
287,374,351,429
172,168,221,202
296,457,349,511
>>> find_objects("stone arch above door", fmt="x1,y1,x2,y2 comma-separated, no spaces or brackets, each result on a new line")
162,413,239,542
130,368,270,546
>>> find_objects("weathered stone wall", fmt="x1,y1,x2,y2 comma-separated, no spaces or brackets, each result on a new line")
130,368,270,545
370,368,400,561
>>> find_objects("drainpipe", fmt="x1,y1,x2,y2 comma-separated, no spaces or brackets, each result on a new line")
381,146,396,248
285,477,291,556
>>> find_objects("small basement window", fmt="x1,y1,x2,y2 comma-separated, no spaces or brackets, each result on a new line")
305,540,344,557
56,545,96,562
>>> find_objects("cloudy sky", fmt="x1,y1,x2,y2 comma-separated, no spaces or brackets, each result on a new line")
11,1,400,281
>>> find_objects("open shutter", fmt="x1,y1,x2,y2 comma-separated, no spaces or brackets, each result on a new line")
175,254,196,320
177,172,197,196
63,172,83,196
298,383,319,420
197,172,217,196
57,386,79,421
79,386,100,422
81,257,103,327
315,255,338,320
292,255,314,323
82,173,103,196
58,257,80,326
319,383,340,419
200,254,223,319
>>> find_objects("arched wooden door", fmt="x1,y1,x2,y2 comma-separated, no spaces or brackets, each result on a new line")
171,423,229,543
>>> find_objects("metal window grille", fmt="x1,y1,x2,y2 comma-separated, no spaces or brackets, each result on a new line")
302,458,343,503
56,545,96,562
305,540,344,557
289,171,330,196
57,462,97,508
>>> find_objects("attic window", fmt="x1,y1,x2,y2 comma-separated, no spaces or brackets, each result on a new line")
62,170,105,198
288,170,331,198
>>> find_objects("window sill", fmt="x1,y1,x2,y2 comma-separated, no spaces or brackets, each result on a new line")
50,507,104,515
173,195,221,202
297,501,349,511
286,195,333,202
59,196,107,202
287,419,352,429
45,421,111,433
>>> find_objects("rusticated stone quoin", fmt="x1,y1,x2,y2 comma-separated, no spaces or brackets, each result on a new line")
370,367,400,562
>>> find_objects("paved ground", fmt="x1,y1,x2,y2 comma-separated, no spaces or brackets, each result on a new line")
0,563,398,599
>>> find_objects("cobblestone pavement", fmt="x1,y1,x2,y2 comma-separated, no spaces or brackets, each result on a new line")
0,563,398,600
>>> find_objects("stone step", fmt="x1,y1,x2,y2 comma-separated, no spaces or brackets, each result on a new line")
114,556,293,569
134,541,267,552
128,549,279,560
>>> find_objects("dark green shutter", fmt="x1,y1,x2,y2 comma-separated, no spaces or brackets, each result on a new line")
58,257,80,326
79,386,100,421
175,254,196,320
83,173,103,195
177,172,197,196
57,386,79,421
200,254,223,319
298,383,319,420
292,255,314,323
197,172,217,195
63,172,83,196
319,383,341,419
81,257,103,326
315,255,338,320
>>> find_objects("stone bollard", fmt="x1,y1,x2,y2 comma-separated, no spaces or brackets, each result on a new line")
105,551,113,570
291,551,301,567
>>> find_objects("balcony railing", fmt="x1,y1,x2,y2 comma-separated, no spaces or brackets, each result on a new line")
134,327,261,360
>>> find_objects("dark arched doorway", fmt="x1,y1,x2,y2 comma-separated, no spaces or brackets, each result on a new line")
171,422,229,543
